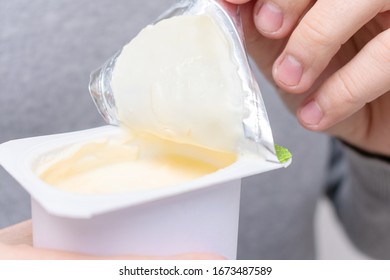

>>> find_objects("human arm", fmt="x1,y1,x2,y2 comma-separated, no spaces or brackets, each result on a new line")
326,140,390,259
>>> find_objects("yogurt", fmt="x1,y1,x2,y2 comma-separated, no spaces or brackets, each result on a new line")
39,14,249,193
39,133,236,194
112,14,245,153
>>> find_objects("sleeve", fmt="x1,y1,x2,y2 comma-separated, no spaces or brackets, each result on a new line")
326,138,390,259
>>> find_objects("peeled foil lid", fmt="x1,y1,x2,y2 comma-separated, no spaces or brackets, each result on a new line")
156,0,277,162
90,0,278,162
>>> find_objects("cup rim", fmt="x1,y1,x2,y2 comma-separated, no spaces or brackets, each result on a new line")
0,126,289,219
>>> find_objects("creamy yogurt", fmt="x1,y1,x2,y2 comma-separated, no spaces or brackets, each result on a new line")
112,14,245,153
39,14,248,193
39,133,236,194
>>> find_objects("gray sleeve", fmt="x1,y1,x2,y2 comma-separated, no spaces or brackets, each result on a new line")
327,139,390,259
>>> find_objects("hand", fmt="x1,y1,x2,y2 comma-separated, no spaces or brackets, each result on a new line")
226,0,390,156
0,221,223,260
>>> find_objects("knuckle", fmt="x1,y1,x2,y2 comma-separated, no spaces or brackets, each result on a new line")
375,32,390,64
334,71,360,106
298,17,333,48
382,2,390,11
288,0,315,15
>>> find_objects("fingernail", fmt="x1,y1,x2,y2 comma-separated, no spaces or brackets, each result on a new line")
299,101,323,126
255,2,283,33
276,54,303,87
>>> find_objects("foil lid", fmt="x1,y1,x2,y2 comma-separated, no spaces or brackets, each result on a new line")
89,0,278,162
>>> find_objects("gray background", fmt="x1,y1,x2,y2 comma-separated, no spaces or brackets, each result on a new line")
0,0,364,259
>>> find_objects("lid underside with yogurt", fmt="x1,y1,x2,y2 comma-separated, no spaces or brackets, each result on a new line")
112,14,245,153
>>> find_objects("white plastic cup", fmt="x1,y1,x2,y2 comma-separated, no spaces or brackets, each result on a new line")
0,126,287,259
32,179,241,258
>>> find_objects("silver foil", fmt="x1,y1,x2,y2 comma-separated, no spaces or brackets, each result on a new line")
89,0,278,162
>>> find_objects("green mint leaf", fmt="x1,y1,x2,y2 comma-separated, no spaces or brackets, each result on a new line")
275,144,292,163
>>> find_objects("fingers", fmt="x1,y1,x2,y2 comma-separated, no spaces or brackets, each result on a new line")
0,220,32,246
224,0,252,4
253,0,313,38
168,253,226,260
226,0,313,39
0,243,225,260
297,28,390,133
273,0,384,93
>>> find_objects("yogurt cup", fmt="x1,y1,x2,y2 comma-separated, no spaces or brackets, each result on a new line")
0,126,288,259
